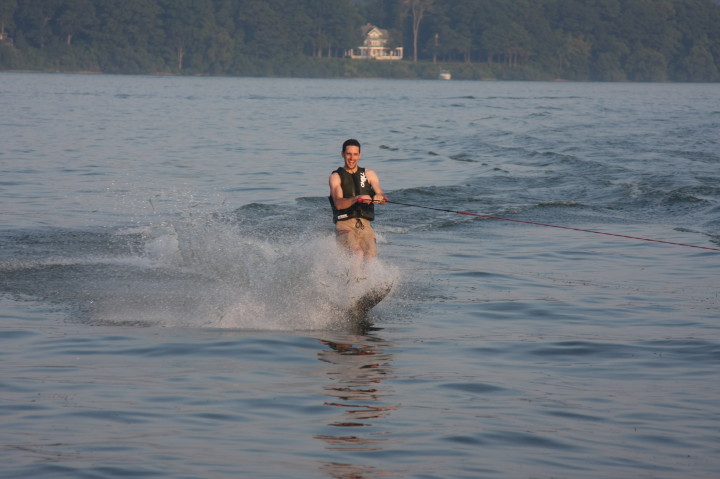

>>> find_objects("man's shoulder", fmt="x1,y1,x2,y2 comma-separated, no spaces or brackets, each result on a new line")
329,168,342,184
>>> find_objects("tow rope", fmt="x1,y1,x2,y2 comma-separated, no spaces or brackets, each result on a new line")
384,199,720,253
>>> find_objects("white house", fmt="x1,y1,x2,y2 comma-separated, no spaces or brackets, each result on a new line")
347,24,403,61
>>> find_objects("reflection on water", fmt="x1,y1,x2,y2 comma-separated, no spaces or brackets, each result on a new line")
315,331,397,478
319,461,386,479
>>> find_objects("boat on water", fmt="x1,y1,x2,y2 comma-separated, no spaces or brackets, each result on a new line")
438,70,452,80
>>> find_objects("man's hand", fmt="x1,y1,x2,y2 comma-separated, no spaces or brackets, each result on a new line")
357,195,388,204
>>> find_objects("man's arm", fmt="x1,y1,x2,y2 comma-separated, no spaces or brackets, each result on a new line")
366,169,387,203
329,172,371,210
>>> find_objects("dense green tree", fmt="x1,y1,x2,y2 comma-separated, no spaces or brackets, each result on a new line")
13,0,62,49
158,0,217,72
403,0,434,62
0,0,17,37
237,0,297,59
53,0,96,46
361,0,403,31
626,46,668,81
92,0,165,73
592,38,630,81
304,0,362,57
681,40,719,81
430,0,477,62
1,0,718,81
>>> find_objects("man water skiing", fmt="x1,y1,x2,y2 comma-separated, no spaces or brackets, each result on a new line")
329,139,387,260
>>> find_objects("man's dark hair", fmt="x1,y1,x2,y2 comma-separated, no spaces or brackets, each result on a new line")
342,138,361,153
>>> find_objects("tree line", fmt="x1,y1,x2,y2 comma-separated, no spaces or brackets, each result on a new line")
1,0,718,82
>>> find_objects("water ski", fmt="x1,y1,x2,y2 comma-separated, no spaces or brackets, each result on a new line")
347,282,393,318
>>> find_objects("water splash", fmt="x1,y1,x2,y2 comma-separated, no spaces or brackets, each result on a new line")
139,212,399,329
1,203,400,330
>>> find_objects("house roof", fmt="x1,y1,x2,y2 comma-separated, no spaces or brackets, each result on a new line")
360,23,389,39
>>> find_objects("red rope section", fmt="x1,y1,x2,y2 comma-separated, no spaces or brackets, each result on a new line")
386,200,720,253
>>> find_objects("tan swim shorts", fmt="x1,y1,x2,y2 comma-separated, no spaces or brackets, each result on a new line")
335,218,377,257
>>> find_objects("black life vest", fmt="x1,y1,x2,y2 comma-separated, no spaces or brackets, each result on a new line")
329,167,375,223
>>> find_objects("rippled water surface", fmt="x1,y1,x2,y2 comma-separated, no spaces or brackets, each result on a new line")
1,73,719,478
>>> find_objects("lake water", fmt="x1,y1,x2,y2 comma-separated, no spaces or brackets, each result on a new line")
1,73,719,478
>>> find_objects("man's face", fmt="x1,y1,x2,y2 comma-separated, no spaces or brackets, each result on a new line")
343,145,361,172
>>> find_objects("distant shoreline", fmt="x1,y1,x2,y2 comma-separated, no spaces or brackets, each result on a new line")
1,68,710,83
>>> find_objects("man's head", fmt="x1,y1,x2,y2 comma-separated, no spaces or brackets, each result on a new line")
342,139,361,172
342,139,361,153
